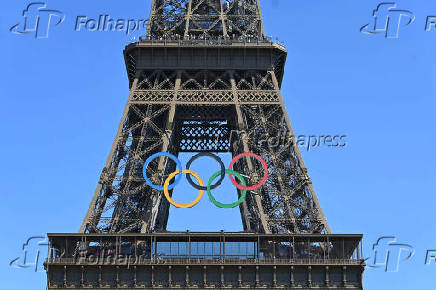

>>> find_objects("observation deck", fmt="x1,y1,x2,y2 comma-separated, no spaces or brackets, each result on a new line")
123,36,287,89
45,232,364,289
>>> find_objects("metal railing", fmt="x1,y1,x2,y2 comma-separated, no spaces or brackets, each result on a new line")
126,35,286,49
46,257,363,266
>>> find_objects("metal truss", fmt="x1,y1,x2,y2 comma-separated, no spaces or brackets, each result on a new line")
80,68,330,234
79,0,330,235
146,0,264,38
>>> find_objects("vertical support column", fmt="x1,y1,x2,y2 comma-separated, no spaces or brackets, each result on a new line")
116,266,120,287
290,266,295,288
255,266,260,287
273,266,277,287
238,266,242,287
343,239,345,259
80,75,141,233
65,238,69,260
273,241,276,260
269,71,330,233
219,0,228,37
184,0,193,38
323,236,326,260
98,266,102,287
168,266,172,287
186,266,190,287
307,266,312,288
229,70,270,233
325,266,330,287
63,265,67,288
145,0,156,36
255,101,301,233
151,236,155,261
357,240,361,260
307,238,310,262
342,266,347,287
47,264,51,288
203,266,207,287
134,266,137,287
220,266,225,287
189,234,191,261
151,265,155,287
292,236,295,260
223,234,226,261
142,71,181,233
255,0,265,36
81,266,84,287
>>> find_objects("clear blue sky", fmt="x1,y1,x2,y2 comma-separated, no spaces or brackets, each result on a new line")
1,0,435,289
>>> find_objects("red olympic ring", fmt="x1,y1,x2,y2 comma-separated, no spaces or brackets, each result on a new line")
228,152,268,191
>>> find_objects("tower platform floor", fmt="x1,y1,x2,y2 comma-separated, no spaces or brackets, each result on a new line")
45,232,364,289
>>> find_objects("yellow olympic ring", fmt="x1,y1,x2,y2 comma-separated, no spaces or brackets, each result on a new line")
163,169,205,208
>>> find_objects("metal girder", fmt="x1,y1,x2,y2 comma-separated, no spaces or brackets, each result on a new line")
147,0,264,38
81,68,330,234
80,0,330,235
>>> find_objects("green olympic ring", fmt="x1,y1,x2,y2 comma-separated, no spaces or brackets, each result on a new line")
207,169,247,209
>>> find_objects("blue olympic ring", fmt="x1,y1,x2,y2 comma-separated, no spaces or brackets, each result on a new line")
144,152,183,191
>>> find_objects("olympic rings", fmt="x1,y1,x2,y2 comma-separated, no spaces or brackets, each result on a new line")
163,169,205,208
142,151,269,208
186,152,226,190
207,170,247,209
228,152,268,191
144,152,183,191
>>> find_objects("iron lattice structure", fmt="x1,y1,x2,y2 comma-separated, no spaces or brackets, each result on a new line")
80,0,330,235
146,0,264,38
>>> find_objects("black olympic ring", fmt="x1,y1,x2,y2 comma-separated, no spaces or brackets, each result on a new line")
185,152,226,191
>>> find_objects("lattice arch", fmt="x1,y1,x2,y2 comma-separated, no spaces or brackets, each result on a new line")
137,70,177,90
234,70,275,90
180,70,232,90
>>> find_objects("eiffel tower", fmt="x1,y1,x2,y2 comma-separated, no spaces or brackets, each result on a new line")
45,1,365,289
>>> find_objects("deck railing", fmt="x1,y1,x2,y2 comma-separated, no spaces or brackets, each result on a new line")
46,257,363,266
